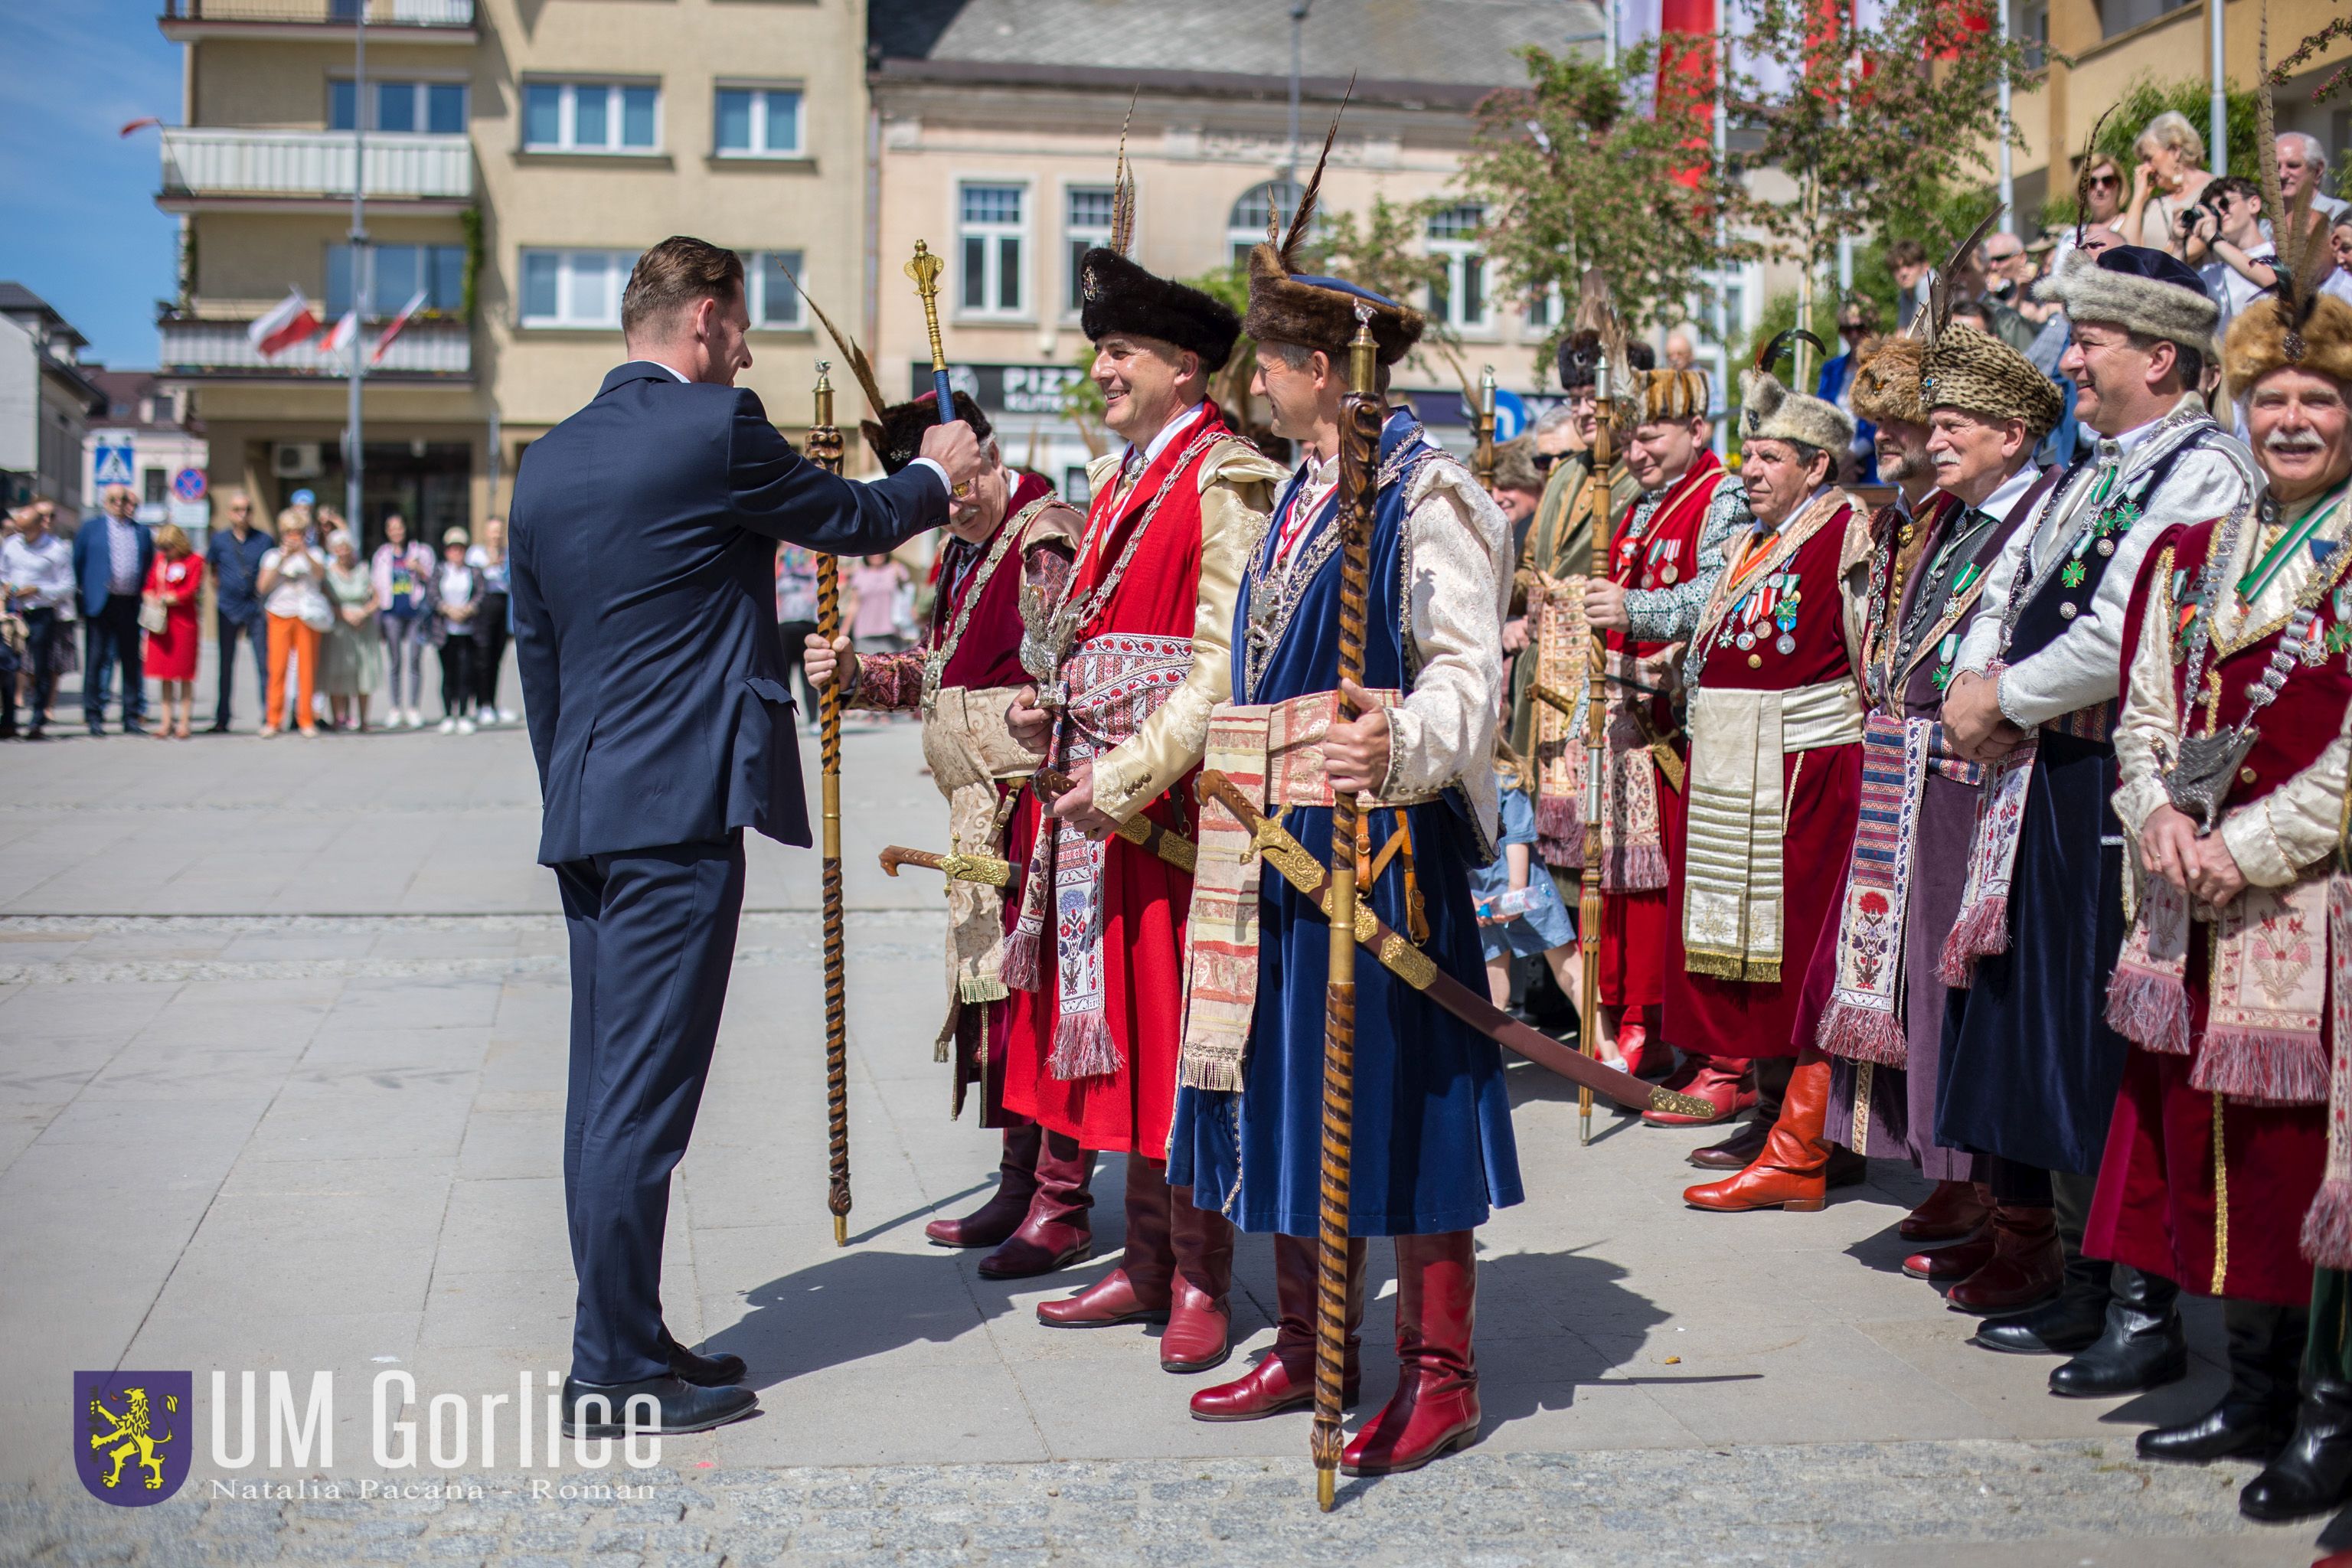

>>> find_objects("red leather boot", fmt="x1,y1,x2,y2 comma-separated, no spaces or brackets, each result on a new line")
1611,1011,1655,1079
926,1122,1042,1248
1162,1173,1234,1372
1037,1153,1171,1328
1900,1178,1994,1243
978,1129,1095,1279
1943,1206,2063,1315
1343,1230,1480,1475
1682,1050,1834,1212
1191,1235,1367,1419
1642,1057,1751,1127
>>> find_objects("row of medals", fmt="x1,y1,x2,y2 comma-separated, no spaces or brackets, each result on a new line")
1733,570,1800,657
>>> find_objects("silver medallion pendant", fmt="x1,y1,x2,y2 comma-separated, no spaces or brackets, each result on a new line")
2162,726,2259,835
1775,632,1797,655
1736,632,1756,651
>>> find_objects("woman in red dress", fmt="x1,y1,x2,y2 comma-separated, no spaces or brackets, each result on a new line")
142,524,204,739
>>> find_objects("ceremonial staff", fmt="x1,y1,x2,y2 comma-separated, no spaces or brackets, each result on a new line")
903,240,970,499
1576,273,1629,1148
1473,364,1497,489
1313,302,1383,1513
807,363,854,1246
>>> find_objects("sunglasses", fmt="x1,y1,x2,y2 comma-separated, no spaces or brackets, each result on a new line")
2087,174,2122,189
1533,450,1565,473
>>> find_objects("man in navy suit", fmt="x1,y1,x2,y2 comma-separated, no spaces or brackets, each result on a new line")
509,237,981,1436
71,485,155,736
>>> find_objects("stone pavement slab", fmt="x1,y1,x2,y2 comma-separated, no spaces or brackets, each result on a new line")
0,710,2333,1564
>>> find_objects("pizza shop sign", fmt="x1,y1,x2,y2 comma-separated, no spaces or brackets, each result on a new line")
907,364,1089,416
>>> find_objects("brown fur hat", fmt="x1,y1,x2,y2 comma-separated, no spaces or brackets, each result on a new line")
861,389,991,476
1079,247,1242,372
1847,336,1926,427
1242,242,1425,366
1639,368,1711,423
1922,325,2063,440
2223,291,2352,400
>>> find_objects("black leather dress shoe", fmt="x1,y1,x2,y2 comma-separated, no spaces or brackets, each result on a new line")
2048,1266,2187,1398
560,1374,756,1437
661,1331,746,1387
1972,1250,2112,1355
2241,1378,2352,1522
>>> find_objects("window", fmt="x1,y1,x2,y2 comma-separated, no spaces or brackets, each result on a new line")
1065,185,1114,314
327,244,465,317
1426,204,1488,332
1524,285,1561,333
518,249,635,328
143,469,168,506
1229,179,1304,265
714,88,803,157
958,182,1026,317
329,79,466,133
522,82,659,153
746,250,806,328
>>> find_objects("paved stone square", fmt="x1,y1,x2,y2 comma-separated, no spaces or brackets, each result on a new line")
0,658,2335,1566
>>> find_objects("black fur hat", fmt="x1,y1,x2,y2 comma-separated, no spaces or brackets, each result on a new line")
1080,247,1243,372
860,389,991,476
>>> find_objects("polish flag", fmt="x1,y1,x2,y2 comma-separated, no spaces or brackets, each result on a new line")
323,311,358,358
370,290,429,365
249,289,320,359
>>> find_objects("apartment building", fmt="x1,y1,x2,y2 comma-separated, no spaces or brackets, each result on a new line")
0,285,108,514
155,0,868,546
871,0,1612,501
2006,0,2352,214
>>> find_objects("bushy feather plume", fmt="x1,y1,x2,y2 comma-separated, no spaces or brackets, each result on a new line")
2074,106,2118,248
1752,327,1824,377
2254,5,2331,346
782,263,886,419
1576,267,1632,411
1277,74,1356,270
1109,87,1139,258
1930,205,2004,343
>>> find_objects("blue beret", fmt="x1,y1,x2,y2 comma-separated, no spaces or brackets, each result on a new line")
2096,244,2210,302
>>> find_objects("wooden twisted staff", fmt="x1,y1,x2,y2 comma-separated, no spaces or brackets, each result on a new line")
1313,306,1384,1512
806,363,852,1246
1577,356,1615,1148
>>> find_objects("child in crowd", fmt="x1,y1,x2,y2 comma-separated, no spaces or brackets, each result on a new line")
1472,739,1583,1033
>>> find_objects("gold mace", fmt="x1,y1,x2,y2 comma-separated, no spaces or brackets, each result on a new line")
807,362,853,1246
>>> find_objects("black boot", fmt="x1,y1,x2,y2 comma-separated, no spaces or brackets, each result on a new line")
560,1374,757,1436
2240,1377,2352,1521
1976,1167,2109,1355
2139,1300,2304,1462
2048,1265,2188,1397
660,1328,748,1388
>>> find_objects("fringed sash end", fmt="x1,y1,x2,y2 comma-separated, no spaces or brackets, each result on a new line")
2103,968,2192,1055
1936,896,2010,988
2191,1026,2333,1107
1047,1011,1122,1082
1817,999,1909,1067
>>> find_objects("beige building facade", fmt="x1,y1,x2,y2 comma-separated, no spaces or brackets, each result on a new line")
157,0,868,547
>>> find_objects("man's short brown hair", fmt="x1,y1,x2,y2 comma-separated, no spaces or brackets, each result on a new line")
621,236,744,338
1887,237,1929,271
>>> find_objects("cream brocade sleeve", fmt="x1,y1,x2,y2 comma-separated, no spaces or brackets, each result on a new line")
1090,442,1284,822
2109,551,2180,841
1380,454,1508,848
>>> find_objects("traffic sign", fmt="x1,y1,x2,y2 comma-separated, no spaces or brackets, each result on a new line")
1491,388,1530,443
172,468,207,503
92,442,135,490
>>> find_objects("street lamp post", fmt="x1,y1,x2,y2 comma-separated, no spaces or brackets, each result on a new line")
345,2,368,540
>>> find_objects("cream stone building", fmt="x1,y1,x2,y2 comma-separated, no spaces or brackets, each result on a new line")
155,0,867,545
867,0,1610,500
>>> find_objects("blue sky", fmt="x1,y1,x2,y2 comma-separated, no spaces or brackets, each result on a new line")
0,0,184,368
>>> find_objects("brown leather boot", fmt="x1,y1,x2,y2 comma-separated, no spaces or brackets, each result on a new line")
1161,1169,1234,1373
1682,1051,1834,1213
1903,1222,1995,1281
926,1123,1043,1248
1343,1231,1481,1475
1037,1153,1171,1328
1900,1178,1994,1243
978,1130,1095,1279
1191,1233,1366,1420
1944,1206,2063,1315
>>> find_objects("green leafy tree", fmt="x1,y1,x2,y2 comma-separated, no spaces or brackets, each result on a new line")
1457,41,1742,374
2089,75,2260,182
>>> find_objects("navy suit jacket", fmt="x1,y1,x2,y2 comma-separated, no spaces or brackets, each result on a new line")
72,516,155,617
509,363,950,866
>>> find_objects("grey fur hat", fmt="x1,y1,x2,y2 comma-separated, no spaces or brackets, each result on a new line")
1739,368,1855,456
2031,245,2217,355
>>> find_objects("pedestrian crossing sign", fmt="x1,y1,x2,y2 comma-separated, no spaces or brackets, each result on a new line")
92,443,135,489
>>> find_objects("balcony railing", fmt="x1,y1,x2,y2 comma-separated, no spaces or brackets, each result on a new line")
160,129,472,204
162,1,475,26
158,315,472,379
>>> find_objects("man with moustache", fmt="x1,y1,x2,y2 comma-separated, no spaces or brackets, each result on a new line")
1939,245,2257,1385
1820,326,2068,1302
2095,289,2352,1517
1001,206,1283,1377
1579,368,1759,1114
802,390,1089,1280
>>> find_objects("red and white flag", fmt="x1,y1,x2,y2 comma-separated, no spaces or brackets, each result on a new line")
370,290,429,365
249,289,320,360
323,311,358,357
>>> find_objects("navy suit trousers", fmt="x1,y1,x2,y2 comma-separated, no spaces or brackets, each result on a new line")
554,833,746,1383
83,593,145,725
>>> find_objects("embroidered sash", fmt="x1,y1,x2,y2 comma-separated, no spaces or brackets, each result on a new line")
1528,586,1667,890
1004,632,1193,1079
1531,584,1585,861
1936,729,2040,987
1683,678,1864,982
1178,689,1413,1092
919,684,1037,1063
1818,714,1932,1065
2106,874,2331,1106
